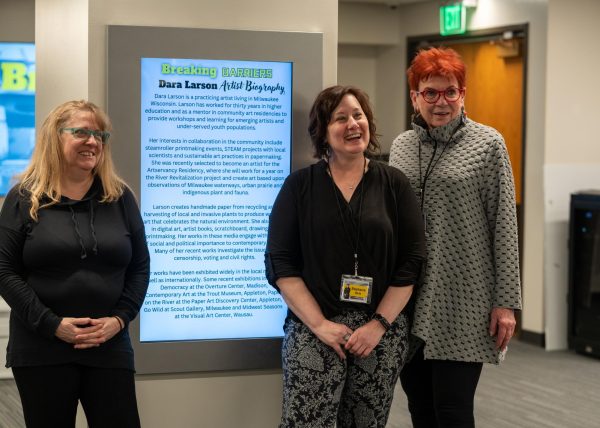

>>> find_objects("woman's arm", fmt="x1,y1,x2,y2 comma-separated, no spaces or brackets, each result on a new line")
391,170,427,287
111,227,150,326
111,189,151,327
481,138,522,350
0,189,62,339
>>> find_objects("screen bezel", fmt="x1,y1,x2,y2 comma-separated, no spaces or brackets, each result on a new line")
107,25,322,374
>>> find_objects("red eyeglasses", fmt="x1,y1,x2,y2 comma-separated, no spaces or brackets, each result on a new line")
415,86,464,104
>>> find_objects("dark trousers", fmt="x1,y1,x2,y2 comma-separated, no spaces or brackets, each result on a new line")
399,346,483,428
12,363,140,428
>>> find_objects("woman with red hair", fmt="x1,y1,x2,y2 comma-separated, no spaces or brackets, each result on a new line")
389,47,522,427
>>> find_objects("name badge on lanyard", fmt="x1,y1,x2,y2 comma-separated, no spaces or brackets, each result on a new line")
328,158,371,304
340,274,373,304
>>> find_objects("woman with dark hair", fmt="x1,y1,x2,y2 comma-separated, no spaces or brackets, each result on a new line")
0,100,149,427
389,47,522,427
265,85,425,427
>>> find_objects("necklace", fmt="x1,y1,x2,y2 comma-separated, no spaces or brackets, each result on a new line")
326,158,367,277
328,157,368,192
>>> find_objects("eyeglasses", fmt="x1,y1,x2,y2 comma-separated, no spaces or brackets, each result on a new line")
60,127,110,144
415,86,464,104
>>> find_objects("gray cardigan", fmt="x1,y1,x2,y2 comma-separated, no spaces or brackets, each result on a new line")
389,113,522,364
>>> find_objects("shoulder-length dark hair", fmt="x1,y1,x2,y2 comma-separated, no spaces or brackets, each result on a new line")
308,85,380,159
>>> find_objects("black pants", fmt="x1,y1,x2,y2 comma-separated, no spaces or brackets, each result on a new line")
12,363,140,428
399,346,483,428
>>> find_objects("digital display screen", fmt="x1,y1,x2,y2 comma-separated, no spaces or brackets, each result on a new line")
139,57,291,342
0,42,35,196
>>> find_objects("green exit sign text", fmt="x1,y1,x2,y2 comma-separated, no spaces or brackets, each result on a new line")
440,3,466,36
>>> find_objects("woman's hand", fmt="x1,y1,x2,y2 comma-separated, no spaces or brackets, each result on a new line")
54,317,123,349
55,317,101,347
312,319,354,360
73,317,123,349
276,277,354,359
344,320,386,358
342,286,413,358
489,307,516,351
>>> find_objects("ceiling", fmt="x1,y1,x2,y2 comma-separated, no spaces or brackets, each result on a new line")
339,0,433,5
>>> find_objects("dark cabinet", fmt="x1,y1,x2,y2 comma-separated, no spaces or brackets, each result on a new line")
568,191,600,358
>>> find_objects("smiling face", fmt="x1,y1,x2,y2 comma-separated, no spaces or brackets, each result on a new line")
60,111,103,177
411,75,465,128
326,94,370,160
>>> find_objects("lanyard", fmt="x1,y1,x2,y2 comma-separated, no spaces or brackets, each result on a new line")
327,157,366,276
417,122,464,211
418,138,448,211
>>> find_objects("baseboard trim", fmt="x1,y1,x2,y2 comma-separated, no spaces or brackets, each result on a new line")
519,329,545,347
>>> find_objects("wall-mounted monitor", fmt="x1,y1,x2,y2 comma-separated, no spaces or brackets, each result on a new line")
107,25,322,374
0,42,35,195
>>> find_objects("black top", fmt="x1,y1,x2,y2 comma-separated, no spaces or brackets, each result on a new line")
0,179,150,369
265,159,425,319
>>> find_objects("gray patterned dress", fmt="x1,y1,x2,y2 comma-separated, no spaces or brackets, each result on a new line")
389,113,522,364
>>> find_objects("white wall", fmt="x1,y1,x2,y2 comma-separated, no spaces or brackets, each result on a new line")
339,2,400,46
35,0,88,130
543,0,600,349
338,45,378,106
35,0,338,426
339,0,548,341
338,3,401,145
545,0,600,162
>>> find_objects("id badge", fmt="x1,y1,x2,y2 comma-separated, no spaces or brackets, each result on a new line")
340,274,373,304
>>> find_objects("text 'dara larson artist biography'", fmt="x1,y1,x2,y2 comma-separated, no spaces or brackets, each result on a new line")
140,58,291,342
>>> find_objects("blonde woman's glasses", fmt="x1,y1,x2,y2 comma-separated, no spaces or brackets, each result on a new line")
60,127,110,144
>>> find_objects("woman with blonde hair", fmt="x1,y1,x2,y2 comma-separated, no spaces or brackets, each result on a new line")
0,100,149,427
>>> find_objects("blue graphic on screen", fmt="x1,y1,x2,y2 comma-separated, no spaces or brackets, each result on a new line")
0,42,35,196
139,57,291,342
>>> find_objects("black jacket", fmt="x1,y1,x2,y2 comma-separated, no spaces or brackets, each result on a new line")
0,179,150,369
265,160,425,320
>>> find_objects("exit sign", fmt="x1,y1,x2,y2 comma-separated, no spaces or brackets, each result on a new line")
440,3,466,36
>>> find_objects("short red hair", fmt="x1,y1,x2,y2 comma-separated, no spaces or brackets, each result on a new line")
407,47,466,91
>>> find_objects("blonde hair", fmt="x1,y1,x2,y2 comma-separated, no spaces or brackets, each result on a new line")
19,100,125,220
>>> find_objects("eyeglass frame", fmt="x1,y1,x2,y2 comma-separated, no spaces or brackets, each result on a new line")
60,127,111,144
414,86,465,104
